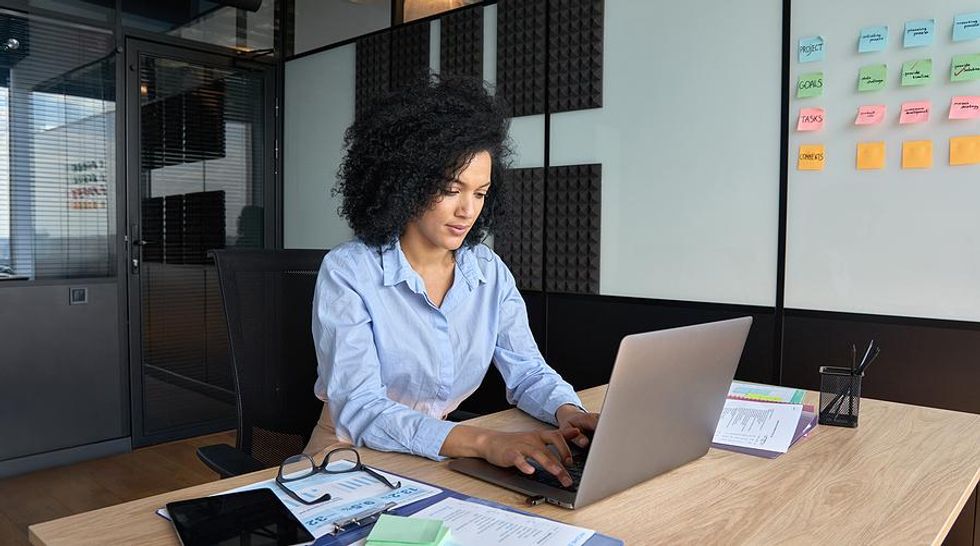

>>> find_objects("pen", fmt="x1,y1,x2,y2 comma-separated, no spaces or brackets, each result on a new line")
856,345,880,375
851,343,856,373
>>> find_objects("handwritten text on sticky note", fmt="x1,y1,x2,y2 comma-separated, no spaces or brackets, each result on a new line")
900,101,930,124
859,26,888,53
797,72,824,98
858,64,887,92
901,59,932,86
904,19,935,48
798,144,825,171
797,108,825,131
953,12,980,42
855,105,886,125
799,36,825,63
951,53,980,82
949,96,980,119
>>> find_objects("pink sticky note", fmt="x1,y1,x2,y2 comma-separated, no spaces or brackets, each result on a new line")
855,104,886,125
797,108,825,131
949,96,980,120
900,101,930,124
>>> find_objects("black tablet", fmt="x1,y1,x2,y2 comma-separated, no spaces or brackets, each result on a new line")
166,488,315,546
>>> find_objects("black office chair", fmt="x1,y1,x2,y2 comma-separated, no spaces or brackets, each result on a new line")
197,248,328,477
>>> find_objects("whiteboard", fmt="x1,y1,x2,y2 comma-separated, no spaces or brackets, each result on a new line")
786,0,980,321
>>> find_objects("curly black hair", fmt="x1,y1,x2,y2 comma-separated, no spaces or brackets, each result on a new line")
334,75,513,248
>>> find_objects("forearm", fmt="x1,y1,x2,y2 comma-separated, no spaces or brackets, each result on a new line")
438,424,495,459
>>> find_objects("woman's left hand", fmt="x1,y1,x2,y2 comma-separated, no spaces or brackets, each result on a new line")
555,404,599,448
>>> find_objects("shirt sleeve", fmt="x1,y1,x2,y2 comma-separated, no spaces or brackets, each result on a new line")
312,255,457,460
492,261,584,425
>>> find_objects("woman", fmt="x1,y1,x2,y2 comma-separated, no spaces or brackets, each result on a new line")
307,76,597,487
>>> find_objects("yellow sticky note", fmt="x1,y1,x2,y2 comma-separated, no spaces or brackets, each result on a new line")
949,135,980,166
902,140,933,169
798,144,825,171
856,142,886,170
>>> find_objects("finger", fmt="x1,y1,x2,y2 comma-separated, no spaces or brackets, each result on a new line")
512,453,536,475
527,448,573,487
544,430,574,466
558,426,589,449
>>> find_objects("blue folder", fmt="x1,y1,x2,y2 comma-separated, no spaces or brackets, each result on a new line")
312,472,623,546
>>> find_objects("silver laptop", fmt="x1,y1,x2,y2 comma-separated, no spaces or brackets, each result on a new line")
448,316,752,509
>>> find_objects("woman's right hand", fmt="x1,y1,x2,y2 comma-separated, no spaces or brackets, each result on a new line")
476,429,579,487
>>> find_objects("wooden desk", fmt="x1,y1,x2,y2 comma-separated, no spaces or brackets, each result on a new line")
30,386,980,545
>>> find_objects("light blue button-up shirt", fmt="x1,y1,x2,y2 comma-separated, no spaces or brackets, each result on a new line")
312,239,583,460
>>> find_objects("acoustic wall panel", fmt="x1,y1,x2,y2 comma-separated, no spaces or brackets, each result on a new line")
285,44,355,249
441,7,483,79
496,0,547,117
390,22,430,90
548,0,781,305
355,32,390,118
545,164,601,294
548,0,603,112
494,167,544,291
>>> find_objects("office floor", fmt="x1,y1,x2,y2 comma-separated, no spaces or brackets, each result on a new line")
0,431,234,546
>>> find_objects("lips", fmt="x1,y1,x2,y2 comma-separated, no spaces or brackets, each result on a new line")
447,224,469,236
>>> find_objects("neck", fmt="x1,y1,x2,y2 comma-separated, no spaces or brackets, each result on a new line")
399,228,454,272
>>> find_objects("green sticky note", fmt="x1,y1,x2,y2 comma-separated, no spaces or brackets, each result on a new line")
366,514,446,545
858,64,887,91
951,53,980,82
797,72,824,98
901,58,932,86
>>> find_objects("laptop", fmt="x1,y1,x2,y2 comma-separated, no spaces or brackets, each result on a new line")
448,316,752,509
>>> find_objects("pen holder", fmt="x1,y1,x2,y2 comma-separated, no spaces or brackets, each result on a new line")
818,366,862,428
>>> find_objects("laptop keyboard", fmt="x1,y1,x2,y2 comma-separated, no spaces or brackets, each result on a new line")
522,444,590,492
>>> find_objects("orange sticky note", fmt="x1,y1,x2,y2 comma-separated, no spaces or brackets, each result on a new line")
855,104,886,125
856,142,886,169
902,140,933,169
798,144,825,171
949,135,980,165
797,108,825,131
949,96,980,120
900,101,930,124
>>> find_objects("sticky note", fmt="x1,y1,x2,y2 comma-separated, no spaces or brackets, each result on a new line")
858,26,888,53
858,64,887,92
797,108,825,131
953,12,980,42
857,142,886,170
951,53,980,82
367,514,447,544
949,135,980,165
902,140,933,169
901,59,932,86
949,96,980,119
797,72,824,98
798,144,825,171
855,104,886,125
903,19,935,48
900,101,930,124
799,36,825,63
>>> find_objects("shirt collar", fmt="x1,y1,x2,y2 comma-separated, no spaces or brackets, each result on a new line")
381,240,487,291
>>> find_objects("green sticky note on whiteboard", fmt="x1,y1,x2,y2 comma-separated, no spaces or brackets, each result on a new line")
797,72,824,98
901,59,932,86
951,53,980,82
858,64,887,91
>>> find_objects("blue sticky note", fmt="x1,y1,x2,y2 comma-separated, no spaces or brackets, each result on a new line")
798,36,825,63
953,12,980,42
904,19,935,47
858,25,888,53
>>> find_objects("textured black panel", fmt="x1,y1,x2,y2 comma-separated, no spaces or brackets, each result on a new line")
390,22,431,90
545,164,600,294
546,295,777,390
355,32,390,118
548,0,603,112
496,0,546,116
495,168,544,291
782,312,980,415
440,7,483,79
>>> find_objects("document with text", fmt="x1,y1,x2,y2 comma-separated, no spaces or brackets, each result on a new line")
712,399,803,453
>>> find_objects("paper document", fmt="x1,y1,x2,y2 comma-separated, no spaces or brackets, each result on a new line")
728,381,805,404
405,497,594,546
713,399,803,453
158,460,441,538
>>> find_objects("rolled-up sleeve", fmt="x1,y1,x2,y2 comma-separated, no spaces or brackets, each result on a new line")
492,265,583,425
313,258,456,460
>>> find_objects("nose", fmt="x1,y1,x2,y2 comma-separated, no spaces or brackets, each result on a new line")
456,193,476,218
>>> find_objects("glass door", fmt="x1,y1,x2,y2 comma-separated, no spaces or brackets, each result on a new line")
125,39,273,446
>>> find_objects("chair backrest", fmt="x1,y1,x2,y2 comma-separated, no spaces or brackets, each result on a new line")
211,248,328,468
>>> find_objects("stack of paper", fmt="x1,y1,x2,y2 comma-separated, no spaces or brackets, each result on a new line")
366,514,450,546
711,381,817,458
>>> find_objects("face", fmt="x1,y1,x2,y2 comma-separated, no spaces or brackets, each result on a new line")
404,150,492,253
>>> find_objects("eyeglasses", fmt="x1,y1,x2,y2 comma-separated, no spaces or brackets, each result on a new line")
275,447,402,505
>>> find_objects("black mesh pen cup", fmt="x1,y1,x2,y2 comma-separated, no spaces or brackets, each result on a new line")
818,366,862,427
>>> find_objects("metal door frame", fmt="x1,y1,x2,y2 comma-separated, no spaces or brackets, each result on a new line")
124,37,277,447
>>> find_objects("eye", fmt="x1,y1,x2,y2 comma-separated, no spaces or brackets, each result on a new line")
439,188,460,196
475,192,487,199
